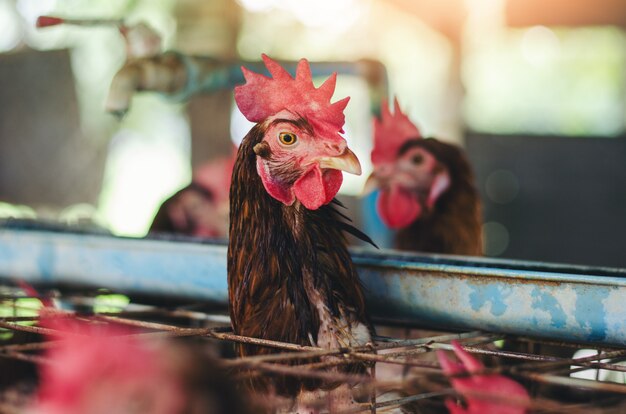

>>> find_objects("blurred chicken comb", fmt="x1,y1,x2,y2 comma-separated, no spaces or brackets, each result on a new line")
371,97,422,165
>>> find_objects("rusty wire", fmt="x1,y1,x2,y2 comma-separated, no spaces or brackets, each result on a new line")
1,284,626,413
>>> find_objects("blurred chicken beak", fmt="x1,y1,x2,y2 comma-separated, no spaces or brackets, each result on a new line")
362,174,379,195
318,148,362,176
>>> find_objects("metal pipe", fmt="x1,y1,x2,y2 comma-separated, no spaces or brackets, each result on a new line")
105,52,189,116
0,227,625,345
105,54,388,115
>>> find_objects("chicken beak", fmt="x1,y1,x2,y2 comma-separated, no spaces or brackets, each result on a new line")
362,174,379,195
318,148,362,176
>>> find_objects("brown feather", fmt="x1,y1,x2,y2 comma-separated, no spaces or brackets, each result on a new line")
395,138,483,255
228,123,373,397
149,183,213,234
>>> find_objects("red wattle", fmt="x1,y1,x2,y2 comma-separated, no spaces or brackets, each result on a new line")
377,186,422,229
256,158,295,206
293,166,342,210
321,168,343,205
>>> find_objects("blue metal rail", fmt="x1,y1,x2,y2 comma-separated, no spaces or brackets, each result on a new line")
0,226,624,346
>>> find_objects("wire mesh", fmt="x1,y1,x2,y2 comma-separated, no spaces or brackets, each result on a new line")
1,282,625,413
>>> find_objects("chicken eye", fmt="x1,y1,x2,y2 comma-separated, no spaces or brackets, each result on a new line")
411,154,424,165
279,132,297,146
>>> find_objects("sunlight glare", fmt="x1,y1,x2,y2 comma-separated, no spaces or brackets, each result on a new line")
0,1,23,51
521,26,561,67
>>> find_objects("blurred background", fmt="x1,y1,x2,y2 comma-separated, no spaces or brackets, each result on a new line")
0,0,624,266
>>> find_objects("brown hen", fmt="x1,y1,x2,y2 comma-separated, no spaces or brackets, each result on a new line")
228,55,374,411
368,98,482,255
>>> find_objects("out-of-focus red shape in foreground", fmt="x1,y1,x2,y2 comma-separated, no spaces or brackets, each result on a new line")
33,316,186,414
31,313,251,414
437,340,530,414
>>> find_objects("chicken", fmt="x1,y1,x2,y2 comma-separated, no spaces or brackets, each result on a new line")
437,341,530,414
367,98,482,255
150,154,234,239
366,100,484,411
32,314,251,414
228,54,374,411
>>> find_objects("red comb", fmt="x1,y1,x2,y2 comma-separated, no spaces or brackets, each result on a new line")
437,341,530,414
234,54,349,136
36,16,65,28
371,98,421,165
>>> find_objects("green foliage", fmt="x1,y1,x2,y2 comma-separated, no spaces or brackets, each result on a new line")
93,294,130,313
0,297,44,342
464,26,626,136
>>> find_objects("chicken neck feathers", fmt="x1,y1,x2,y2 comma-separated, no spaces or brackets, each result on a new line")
228,123,373,397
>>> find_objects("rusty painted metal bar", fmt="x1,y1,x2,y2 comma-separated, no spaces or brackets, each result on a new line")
353,249,626,346
0,225,625,346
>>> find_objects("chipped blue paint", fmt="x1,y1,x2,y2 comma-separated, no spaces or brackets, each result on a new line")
0,228,625,346
531,288,567,329
469,285,512,317
574,286,609,342
351,248,626,346
0,229,229,303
